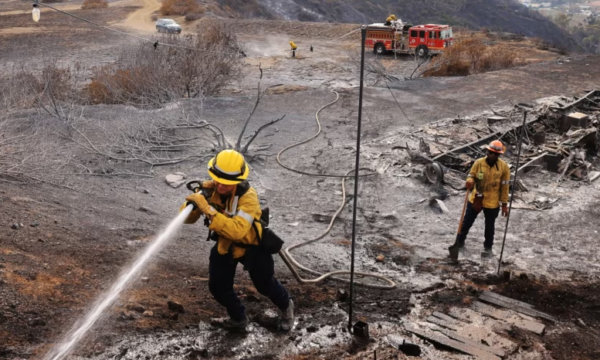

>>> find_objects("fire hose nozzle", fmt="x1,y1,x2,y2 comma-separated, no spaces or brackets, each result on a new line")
185,201,197,210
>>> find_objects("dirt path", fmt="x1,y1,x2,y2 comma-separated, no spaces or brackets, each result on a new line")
120,0,160,33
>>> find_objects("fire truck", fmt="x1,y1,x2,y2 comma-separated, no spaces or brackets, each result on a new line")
365,20,453,57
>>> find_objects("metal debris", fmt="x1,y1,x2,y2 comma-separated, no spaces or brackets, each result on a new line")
425,90,599,182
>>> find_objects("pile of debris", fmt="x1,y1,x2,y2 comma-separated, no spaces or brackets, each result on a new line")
410,90,600,184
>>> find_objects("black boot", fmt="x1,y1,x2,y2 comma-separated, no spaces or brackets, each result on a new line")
210,315,249,331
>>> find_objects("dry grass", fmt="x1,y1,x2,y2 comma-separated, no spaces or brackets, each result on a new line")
532,37,550,50
184,12,204,22
160,0,201,16
424,38,524,77
81,0,108,10
87,23,242,106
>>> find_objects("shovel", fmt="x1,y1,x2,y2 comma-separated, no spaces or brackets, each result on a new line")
449,190,470,261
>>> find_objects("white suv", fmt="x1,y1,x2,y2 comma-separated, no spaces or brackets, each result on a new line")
156,19,182,34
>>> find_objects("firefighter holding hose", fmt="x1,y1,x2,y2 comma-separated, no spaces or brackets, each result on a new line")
181,149,294,331
449,140,510,258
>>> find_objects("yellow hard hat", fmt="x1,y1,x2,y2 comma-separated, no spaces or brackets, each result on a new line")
207,149,249,185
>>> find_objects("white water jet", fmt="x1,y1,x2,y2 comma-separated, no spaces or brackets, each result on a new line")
45,205,194,360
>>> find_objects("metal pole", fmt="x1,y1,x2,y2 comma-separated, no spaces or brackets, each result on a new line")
348,27,366,332
497,110,528,275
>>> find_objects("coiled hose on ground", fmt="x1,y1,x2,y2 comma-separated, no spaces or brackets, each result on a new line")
276,91,396,290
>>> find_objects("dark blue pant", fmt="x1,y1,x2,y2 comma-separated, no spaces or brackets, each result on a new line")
208,245,290,321
455,202,500,249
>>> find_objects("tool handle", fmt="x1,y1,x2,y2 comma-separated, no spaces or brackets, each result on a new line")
186,180,203,193
457,190,470,235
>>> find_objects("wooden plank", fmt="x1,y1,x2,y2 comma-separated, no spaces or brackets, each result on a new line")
427,316,460,331
480,294,556,322
405,325,501,360
479,294,556,323
472,301,545,335
432,327,506,357
433,116,542,165
482,291,535,309
432,311,470,326
515,152,548,176
557,89,600,110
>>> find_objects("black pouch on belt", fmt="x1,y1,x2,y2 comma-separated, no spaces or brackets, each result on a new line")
252,219,284,254
233,207,284,255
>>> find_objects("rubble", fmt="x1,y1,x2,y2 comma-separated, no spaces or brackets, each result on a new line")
422,90,599,184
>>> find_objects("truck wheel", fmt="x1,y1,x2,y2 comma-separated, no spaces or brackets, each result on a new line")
416,45,429,57
374,43,386,55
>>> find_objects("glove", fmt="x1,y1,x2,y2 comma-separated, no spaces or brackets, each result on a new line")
179,202,201,224
186,193,218,216
502,203,509,218
465,179,474,190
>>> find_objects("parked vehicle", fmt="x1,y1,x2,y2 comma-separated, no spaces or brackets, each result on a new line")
156,19,182,34
366,19,453,57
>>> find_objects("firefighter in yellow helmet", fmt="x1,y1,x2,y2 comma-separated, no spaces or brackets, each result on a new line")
449,140,510,258
289,40,297,58
385,14,398,26
182,149,294,331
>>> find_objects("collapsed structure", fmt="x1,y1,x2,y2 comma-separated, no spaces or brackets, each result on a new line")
414,90,600,190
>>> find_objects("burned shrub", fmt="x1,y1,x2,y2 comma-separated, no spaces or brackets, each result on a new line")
160,0,200,16
81,0,108,9
87,23,242,106
185,12,204,22
424,38,523,77
532,37,550,51
0,63,79,111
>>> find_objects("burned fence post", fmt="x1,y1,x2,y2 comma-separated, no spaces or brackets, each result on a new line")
497,108,529,275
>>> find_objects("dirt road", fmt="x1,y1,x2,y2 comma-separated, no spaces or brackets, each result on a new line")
120,0,160,33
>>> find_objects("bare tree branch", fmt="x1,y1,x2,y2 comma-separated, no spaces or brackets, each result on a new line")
240,115,285,153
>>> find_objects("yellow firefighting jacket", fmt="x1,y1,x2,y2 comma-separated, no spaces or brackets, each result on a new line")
184,180,262,259
467,157,510,209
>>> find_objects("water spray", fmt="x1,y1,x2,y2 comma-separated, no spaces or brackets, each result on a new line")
44,206,193,360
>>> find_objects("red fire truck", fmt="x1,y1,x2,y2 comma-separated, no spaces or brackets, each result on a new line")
365,21,453,57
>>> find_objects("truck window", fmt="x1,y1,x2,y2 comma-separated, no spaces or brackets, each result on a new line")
429,31,435,39
419,31,425,38
411,30,417,37
436,31,440,39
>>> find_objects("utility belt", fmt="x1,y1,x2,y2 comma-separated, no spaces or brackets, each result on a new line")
208,207,284,255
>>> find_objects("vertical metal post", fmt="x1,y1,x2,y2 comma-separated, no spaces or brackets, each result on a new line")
348,27,366,332
497,110,528,275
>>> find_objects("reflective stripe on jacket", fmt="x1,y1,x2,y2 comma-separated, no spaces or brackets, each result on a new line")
206,181,262,259
467,157,510,209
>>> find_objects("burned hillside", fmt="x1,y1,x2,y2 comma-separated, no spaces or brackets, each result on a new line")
1,0,600,358
214,0,577,50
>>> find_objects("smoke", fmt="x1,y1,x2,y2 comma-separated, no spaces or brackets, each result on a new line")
245,35,291,57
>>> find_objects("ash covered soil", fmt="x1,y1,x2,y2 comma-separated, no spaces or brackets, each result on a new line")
1,5,600,360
